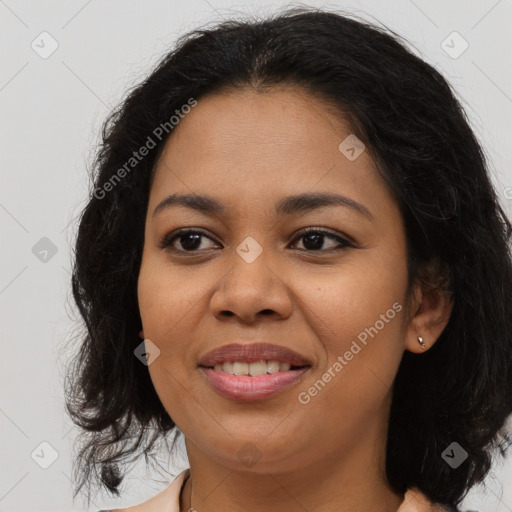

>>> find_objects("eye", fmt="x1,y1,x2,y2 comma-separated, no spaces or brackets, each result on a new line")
160,227,354,254
289,227,353,252
160,229,219,252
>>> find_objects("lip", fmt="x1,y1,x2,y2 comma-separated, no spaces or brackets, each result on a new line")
198,342,312,367
199,366,311,401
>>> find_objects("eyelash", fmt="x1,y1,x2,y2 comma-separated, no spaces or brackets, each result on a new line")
159,227,354,254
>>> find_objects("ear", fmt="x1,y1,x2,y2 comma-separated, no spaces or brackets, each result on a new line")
405,261,454,354
138,329,145,340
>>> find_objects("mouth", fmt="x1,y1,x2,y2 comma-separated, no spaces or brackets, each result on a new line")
199,364,311,401
198,342,312,369
197,342,313,401
196,342,312,401
200,360,311,376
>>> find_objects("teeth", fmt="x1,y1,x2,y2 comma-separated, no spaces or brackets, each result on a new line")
248,360,268,376
267,360,280,373
233,361,249,376
212,360,295,376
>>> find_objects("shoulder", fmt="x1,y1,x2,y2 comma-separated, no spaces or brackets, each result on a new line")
98,468,190,512
399,487,478,512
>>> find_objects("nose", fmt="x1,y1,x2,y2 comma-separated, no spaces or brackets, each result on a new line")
209,248,293,324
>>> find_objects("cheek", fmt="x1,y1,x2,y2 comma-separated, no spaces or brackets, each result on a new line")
294,256,407,347
137,258,196,425
293,249,408,404
137,254,203,337
137,253,221,385
296,282,406,438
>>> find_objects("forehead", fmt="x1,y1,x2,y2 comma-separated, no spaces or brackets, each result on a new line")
156,85,350,168
149,86,396,219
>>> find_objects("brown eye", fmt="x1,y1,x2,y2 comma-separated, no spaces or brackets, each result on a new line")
160,227,353,255
160,229,218,252
290,228,353,252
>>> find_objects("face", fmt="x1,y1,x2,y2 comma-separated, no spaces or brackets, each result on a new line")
137,85,415,473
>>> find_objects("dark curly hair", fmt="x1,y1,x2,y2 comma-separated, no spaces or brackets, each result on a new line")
64,5,512,509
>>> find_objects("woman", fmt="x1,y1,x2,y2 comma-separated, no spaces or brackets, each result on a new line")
65,6,512,512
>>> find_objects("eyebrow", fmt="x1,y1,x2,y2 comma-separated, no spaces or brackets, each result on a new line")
152,192,374,221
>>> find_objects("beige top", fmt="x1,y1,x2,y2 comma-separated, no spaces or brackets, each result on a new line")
107,468,460,512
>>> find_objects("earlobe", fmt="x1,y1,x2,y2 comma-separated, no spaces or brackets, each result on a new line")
405,284,454,354
139,329,145,339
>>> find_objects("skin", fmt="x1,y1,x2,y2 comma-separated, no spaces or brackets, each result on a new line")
131,85,453,512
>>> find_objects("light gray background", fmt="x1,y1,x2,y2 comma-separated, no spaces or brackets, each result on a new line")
1,0,511,511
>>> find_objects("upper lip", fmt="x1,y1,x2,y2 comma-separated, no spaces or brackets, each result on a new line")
198,343,312,367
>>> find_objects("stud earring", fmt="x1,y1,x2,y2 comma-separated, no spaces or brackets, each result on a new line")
417,335,426,349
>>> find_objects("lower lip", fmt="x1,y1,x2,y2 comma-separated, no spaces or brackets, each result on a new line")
199,366,311,401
